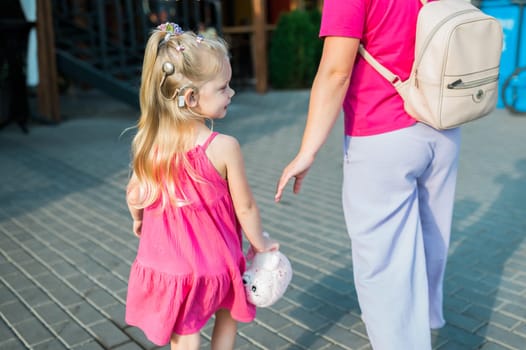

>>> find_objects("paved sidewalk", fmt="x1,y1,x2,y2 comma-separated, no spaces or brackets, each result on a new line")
1,89,525,350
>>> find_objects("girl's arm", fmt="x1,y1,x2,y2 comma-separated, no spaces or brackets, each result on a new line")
275,36,359,202
126,173,144,237
216,134,278,252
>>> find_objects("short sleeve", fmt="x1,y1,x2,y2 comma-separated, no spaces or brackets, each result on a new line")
319,0,366,39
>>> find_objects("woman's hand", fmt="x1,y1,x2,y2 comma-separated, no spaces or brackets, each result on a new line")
275,153,315,202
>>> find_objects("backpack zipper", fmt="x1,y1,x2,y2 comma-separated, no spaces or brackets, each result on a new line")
447,75,499,89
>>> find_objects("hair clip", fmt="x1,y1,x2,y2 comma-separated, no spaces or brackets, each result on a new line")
157,22,184,48
196,34,204,43
157,22,183,36
175,44,185,52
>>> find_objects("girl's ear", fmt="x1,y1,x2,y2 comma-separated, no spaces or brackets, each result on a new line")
183,88,198,108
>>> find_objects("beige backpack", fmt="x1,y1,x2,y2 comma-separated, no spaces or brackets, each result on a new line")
359,0,503,130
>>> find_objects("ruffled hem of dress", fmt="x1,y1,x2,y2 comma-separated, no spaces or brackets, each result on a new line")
125,260,255,345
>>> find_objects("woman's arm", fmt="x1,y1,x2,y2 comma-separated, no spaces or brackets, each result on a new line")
275,36,359,202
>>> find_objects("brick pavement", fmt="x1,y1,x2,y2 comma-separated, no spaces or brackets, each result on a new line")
0,89,525,349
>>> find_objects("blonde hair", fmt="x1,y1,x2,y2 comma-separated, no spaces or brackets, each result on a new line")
130,27,229,209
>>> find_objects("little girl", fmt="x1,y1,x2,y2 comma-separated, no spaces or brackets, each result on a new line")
125,23,278,350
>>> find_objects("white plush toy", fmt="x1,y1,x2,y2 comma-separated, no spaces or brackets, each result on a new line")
242,237,293,307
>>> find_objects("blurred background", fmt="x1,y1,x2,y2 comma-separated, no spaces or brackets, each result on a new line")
0,0,524,132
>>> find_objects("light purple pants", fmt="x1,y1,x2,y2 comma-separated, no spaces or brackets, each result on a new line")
342,122,461,350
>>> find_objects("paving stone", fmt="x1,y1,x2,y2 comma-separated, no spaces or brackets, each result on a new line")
6,249,34,265
0,300,34,324
239,323,290,349
284,306,331,332
0,317,17,340
479,341,515,350
435,325,486,349
50,320,94,348
102,302,127,328
18,261,50,277
50,261,82,278
501,302,526,320
66,274,98,293
69,340,106,350
123,326,153,349
0,282,18,306
83,287,119,309
17,286,51,308
464,306,520,331
515,322,526,337
435,339,475,350
33,273,65,292
112,342,144,350
0,338,27,350
2,272,35,292
255,308,292,332
92,273,128,294
32,338,69,350
48,286,86,307
33,302,72,325
279,323,331,349
68,303,107,326
89,319,131,348
445,310,486,333
319,344,351,350
478,323,526,350
11,318,53,346
320,325,369,349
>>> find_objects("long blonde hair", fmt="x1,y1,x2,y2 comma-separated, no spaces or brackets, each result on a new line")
130,25,229,209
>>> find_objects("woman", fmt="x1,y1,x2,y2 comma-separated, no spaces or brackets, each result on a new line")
275,1,460,349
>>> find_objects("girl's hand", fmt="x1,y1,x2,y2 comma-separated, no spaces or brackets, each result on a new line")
252,232,279,254
132,220,142,237
247,234,280,261
256,235,280,253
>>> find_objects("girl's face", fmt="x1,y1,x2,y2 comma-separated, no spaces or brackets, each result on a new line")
194,56,235,119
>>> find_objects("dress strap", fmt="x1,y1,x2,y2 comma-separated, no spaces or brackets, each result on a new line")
201,132,219,151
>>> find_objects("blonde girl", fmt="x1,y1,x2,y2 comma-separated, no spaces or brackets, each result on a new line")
125,23,278,350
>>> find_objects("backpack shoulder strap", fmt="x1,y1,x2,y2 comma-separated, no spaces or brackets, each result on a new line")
358,45,402,85
358,0,427,86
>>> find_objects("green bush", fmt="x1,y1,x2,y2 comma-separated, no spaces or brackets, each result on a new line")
269,9,323,89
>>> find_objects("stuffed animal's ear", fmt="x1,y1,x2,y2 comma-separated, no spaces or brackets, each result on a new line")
261,251,280,269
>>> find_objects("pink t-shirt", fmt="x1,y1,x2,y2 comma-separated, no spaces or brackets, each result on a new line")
320,0,423,136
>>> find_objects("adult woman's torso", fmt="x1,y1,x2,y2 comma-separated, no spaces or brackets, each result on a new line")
320,0,424,136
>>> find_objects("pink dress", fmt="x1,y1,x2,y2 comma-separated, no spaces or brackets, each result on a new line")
125,132,255,346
